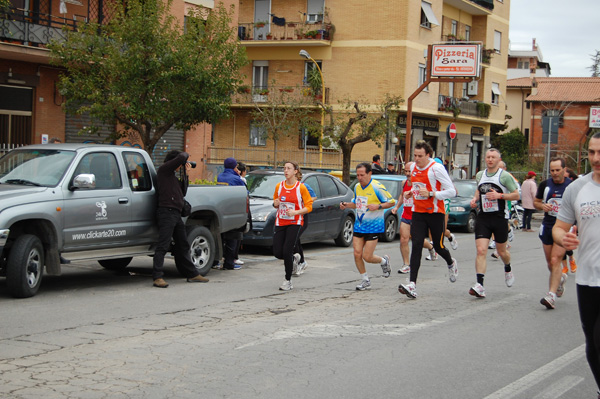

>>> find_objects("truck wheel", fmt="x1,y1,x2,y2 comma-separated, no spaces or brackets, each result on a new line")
98,257,133,270
6,234,44,298
185,226,215,276
381,214,397,242
334,215,354,247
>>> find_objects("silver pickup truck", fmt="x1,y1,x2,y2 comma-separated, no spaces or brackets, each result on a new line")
0,144,248,298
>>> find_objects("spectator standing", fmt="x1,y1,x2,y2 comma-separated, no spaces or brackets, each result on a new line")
386,162,396,174
152,150,209,288
217,158,246,271
553,132,600,397
371,154,385,174
521,171,537,231
340,162,394,290
233,161,248,267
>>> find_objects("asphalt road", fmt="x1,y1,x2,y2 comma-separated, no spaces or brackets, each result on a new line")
0,219,596,399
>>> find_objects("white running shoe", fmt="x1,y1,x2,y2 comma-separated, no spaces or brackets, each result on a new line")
540,292,556,309
508,227,514,242
557,273,567,297
296,261,308,276
488,240,496,249
279,279,293,291
381,255,391,278
469,283,486,298
425,249,438,261
292,253,301,275
450,234,458,250
448,258,458,283
505,271,515,287
398,264,410,274
356,279,371,291
398,281,417,299
234,259,244,265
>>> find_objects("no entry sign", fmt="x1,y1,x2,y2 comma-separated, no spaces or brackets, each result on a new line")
448,123,457,140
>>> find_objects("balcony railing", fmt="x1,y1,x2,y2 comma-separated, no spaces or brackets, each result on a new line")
438,95,490,119
209,146,342,170
0,7,83,46
232,85,329,105
237,21,333,41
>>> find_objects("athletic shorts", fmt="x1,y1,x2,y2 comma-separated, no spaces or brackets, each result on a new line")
539,224,554,246
353,232,381,241
401,218,412,225
475,214,509,243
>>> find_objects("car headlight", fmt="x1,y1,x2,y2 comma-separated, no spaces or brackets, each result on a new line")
252,211,272,222
450,206,466,212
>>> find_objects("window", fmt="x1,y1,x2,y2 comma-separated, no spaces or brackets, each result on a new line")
526,102,530,109
491,82,501,105
420,1,439,28
249,122,267,146
317,175,338,198
448,82,454,97
299,127,318,148
252,61,269,90
122,152,152,191
303,176,320,197
462,82,468,98
419,63,428,91
451,20,457,36
465,25,471,41
304,60,322,85
74,153,122,190
494,30,502,53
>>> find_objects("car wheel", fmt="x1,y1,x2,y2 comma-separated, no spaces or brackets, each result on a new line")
334,215,354,247
381,215,397,242
6,234,44,298
185,226,215,276
98,257,133,270
465,212,477,233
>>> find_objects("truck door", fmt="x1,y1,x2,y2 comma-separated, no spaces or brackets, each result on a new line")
62,152,131,250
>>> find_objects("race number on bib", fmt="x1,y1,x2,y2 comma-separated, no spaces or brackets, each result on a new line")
356,196,368,216
278,202,296,220
412,182,428,200
482,196,499,212
547,198,562,217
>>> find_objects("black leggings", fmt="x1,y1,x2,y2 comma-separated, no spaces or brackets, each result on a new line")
577,284,600,390
293,216,309,263
273,224,302,281
522,208,534,230
409,212,453,283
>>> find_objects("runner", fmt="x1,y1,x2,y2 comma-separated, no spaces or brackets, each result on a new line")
398,141,457,299
553,132,600,398
340,162,395,290
468,148,519,298
272,161,313,291
292,181,317,276
534,157,572,309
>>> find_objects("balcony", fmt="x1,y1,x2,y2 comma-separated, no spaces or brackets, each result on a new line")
237,21,333,46
438,95,490,119
232,85,329,106
443,0,493,15
0,7,81,47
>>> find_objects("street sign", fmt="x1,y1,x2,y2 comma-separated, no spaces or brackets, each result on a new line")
541,116,559,144
448,122,457,139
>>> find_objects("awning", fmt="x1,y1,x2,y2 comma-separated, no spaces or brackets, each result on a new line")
424,130,440,137
421,1,440,26
491,85,502,96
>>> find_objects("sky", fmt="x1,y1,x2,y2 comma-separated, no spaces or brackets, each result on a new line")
509,0,599,77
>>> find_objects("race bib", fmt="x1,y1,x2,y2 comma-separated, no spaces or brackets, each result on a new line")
356,196,368,216
547,198,562,217
404,196,413,207
412,182,428,200
278,202,296,220
482,196,499,212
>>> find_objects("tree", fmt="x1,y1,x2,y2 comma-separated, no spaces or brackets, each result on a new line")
589,50,600,77
319,95,404,185
49,0,247,153
492,128,527,167
249,82,317,167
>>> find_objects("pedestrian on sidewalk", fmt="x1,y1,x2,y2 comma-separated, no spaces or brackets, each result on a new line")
521,171,537,231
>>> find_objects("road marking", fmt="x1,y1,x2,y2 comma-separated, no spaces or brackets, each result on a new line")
532,375,585,399
483,345,585,399
236,294,526,350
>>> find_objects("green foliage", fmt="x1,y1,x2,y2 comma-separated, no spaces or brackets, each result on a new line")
306,66,322,96
49,0,247,153
492,128,527,167
0,0,10,11
476,102,491,118
191,177,218,185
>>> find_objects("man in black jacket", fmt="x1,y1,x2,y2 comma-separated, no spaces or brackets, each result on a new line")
152,150,209,288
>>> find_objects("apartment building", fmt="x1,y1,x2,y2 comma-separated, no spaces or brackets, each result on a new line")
210,0,510,178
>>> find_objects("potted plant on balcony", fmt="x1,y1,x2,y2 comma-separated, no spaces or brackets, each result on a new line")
258,88,269,96
280,86,294,93
237,85,251,94
476,102,491,118
266,32,273,40
255,21,266,28
304,30,318,39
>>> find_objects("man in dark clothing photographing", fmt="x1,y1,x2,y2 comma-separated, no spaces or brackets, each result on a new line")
152,150,209,288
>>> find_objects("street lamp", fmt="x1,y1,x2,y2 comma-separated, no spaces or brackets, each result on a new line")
300,49,325,168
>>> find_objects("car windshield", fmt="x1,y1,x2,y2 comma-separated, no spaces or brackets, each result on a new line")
0,149,76,187
453,181,477,198
246,173,284,199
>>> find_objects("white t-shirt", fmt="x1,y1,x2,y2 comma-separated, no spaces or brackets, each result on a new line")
558,173,600,287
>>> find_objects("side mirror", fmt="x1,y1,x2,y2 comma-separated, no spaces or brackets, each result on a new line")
69,174,96,191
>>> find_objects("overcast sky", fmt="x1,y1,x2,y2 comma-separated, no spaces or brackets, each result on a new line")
509,0,599,77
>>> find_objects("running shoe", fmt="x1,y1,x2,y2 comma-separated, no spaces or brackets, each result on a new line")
469,283,486,298
540,293,556,309
425,249,438,261
505,271,515,287
381,255,391,278
569,258,577,273
450,234,458,250
279,279,293,291
557,273,567,298
398,281,418,299
562,265,568,275
488,240,496,249
448,258,458,283
292,253,301,275
398,264,410,274
356,279,371,291
296,261,308,276
491,251,499,260
234,259,244,265
508,227,514,242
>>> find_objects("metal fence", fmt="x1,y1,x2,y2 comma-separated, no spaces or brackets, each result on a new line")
209,146,343,170
0,143,24,157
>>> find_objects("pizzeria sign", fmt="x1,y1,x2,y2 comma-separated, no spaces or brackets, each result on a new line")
431,44,481,78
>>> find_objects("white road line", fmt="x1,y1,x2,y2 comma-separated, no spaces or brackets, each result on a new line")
532,375,585,399
483,345,585,399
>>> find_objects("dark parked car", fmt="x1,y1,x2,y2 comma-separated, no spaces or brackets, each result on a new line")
350,174,406,242
447,179,478,233
243,170,355,247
